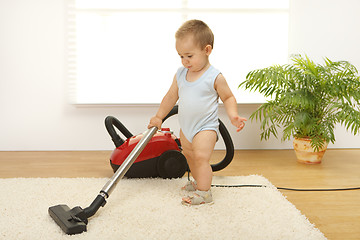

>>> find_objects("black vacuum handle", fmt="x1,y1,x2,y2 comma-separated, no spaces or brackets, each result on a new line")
105,116,134,148
162,105,234,172
105,105,178,148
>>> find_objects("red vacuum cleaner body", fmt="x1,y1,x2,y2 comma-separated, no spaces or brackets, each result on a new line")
110,127,188,178
112,128,180,164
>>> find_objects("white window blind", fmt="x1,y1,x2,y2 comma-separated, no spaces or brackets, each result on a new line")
66,0,289,105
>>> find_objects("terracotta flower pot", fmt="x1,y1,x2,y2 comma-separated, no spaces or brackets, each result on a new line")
293,137,328,164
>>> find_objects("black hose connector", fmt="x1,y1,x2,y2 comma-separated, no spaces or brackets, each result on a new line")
82,194,107,219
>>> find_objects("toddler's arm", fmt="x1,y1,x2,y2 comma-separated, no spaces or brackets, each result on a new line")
215,74,247,132
148,75,179,129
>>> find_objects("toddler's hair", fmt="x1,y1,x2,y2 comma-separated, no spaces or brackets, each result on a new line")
175,19,214,49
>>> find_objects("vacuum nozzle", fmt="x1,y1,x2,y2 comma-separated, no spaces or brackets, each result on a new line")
48,205,87,235
49,193,107,235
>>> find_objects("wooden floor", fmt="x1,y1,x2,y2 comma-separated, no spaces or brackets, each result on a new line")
1,149,359,239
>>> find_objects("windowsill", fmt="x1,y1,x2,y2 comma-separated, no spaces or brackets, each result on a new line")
72,102,264,108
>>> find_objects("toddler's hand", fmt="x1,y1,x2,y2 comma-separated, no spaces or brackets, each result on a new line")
231,116,247,132
148,116,162,130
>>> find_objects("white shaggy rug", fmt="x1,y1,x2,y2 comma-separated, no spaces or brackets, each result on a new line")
0,176,326,240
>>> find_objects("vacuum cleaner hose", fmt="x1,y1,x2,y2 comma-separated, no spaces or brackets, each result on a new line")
212,119,234,171
162,105,179,122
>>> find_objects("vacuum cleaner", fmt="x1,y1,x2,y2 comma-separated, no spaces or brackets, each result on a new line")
106,105,234,178
48,105,234,235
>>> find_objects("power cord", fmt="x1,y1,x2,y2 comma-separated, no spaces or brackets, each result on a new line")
187,171,360,192
276,186,360,191
211,184,360,191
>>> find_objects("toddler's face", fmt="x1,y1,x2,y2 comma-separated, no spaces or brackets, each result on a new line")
176,35,210,73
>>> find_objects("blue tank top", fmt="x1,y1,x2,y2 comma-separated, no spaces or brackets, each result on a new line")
176,65,221,142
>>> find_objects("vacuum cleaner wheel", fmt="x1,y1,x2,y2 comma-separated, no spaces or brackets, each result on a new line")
157,150,188,179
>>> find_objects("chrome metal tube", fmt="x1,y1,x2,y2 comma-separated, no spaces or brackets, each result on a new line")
101,127,158,197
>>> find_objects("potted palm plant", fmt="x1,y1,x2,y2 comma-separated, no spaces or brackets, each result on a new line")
239,55,360,164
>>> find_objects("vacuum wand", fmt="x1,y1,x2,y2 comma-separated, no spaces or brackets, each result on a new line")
49,126,158,235
101,126,158,196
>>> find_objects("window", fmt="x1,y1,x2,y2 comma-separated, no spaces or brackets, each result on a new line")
66,0,289,104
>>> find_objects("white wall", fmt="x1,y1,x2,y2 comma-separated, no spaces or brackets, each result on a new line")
289,0,360,64
0,0,359,151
